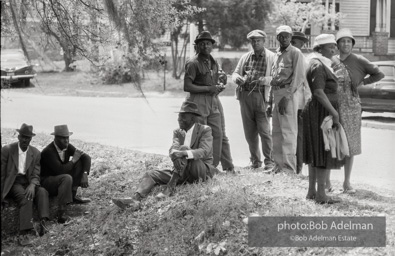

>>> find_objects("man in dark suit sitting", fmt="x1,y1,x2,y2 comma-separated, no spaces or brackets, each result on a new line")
40,125,91,223
112,101,218,209
1,123,49,245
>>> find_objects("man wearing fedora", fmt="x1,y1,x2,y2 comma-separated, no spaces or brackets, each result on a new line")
112,101,218,209
291,31,312,175
40,125,91,223
232,29,275,171
1,123,50,244
270,25,306,174
184,30,234,173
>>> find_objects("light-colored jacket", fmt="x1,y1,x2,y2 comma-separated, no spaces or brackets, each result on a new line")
232,48,275,102
320,116,349,160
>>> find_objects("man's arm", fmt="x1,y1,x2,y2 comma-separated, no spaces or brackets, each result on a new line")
41,146,74,175
289,49,307,97
232,53,248,84
25,150,41,200
169,129,184,161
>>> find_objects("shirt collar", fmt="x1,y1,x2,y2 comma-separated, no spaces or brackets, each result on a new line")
54,142,67,153
252,49,266,57
276,44,292,55
18,143,29,154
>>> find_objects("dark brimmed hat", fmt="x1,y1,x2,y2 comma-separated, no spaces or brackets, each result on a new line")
292,31,309,43
51,125,73,137
16,123,36,137
194,31,216,44
176,101,201,116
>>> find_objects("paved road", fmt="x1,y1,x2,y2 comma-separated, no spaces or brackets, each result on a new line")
1,91,394,191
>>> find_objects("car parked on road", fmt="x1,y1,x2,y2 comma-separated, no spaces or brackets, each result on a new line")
1,49,36,88
358,61,395,113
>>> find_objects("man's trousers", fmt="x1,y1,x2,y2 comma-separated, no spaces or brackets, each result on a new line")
187,93,222,167
9,175,49,231
239,91,274,167
272,88,298,173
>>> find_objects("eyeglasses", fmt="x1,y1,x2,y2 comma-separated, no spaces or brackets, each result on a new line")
277,34,291,40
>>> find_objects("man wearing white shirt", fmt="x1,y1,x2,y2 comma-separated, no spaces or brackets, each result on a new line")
112,101,218,210
1,123,49,244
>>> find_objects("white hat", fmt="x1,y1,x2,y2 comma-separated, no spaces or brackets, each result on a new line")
313,34,337,48
276,25,293,36
336,28,355,46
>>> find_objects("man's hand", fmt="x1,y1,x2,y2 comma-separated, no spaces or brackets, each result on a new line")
25,184,36,201
81,172,89,188
72,149,84,163
173,158,186,170
171,150,187,159
278,96,290,115
208,85,220,95
235,76,245,86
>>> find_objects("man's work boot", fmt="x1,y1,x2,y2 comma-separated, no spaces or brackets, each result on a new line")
112,193,141,211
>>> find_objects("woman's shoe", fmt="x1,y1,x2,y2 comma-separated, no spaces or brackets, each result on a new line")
343,188,356,194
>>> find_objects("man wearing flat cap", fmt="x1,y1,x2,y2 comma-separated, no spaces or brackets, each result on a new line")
231,29,275,171
270,25,306,174
291,31,312,175
40,125,91,223
184,30,234,174
112,101,218,209
1,123,50,244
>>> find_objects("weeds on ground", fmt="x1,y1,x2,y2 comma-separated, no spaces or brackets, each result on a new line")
1,129,395,255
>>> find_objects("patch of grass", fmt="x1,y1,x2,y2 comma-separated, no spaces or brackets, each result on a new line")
1,129,395,255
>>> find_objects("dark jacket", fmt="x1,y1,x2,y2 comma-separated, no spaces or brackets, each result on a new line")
40,142,90,180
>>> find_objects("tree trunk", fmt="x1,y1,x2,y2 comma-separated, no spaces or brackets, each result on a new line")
90,0,99,72
9,0,30,62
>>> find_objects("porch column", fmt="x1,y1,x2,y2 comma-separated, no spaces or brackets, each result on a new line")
375,0,381,32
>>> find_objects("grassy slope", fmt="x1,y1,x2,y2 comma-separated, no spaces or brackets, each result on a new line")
1,129,394,256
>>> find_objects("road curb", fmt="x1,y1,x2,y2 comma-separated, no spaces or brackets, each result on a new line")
362,121,395,130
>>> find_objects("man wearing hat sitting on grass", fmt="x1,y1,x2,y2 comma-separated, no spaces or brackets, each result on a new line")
231,29,275,171
291,31,312,175
1,123,50,245
112,101,218,210
270,25,306,174
40,125,91,223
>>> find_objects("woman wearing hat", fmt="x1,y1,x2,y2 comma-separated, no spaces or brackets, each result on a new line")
303,34,343,204
325,28,384,194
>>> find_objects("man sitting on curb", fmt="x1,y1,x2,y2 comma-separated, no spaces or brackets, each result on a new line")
40,125,91,224
112,101,218,210
1,123,50,245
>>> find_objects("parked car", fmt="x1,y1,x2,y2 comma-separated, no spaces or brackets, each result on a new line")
358,61,395,113
1,49,36,88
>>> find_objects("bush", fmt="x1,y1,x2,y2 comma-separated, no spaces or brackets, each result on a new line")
99,63,141,85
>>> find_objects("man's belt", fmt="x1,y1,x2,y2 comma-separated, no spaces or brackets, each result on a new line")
242,82,265,92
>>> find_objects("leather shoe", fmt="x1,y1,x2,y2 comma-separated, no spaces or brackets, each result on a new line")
57,212,72,224
112,198,140,211
18,234,34,246
245,163,262,169
38,219,48,236
73,195,91,204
